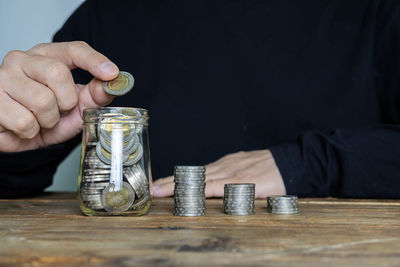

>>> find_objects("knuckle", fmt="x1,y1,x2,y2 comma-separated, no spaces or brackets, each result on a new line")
30,43,51,54
14,114,37,135
44,113,60,129
34,91,57,113
60,94,78,111
70,41,89,50
46,62,69,82
2,50,25,64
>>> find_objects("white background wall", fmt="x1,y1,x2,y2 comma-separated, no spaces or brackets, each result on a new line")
0,0,85,191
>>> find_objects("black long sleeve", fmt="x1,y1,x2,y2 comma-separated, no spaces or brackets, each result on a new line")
270,126,400,198
270,2,400,198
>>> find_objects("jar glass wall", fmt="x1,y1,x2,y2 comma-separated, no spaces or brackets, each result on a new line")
78,107,152,216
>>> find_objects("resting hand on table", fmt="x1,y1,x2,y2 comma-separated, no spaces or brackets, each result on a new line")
152,149,286,198
0,41,118,152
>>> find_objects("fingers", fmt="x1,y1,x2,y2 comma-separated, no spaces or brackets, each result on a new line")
39,81,114,145
152,178,174,197
0,91,40,139
78,78,114,114
2,71,60,129
27,41,119,81
21,55,78,112
205,177,233,197
153,176,174,185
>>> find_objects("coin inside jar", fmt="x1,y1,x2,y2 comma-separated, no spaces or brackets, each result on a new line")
101,181,135,213
103,71,135,96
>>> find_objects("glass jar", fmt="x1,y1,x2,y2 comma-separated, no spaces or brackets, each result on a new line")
78,107,152,216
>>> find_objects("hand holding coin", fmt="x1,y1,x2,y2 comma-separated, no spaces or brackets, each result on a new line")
0,41,119,152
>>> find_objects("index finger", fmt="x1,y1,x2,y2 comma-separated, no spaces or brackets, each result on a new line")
27,41,119,81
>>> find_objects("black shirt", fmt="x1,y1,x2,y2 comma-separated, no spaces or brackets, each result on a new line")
1,0,399,198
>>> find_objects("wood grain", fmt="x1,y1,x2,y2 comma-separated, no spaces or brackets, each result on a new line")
0,193,399,266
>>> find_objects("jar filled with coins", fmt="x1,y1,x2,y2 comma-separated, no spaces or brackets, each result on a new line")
78,107,151,216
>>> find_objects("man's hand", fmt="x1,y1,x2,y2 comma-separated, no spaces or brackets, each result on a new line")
152,149,286,198
0,41,119,152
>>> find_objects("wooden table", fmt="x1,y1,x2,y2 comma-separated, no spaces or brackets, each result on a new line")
0,193,399,266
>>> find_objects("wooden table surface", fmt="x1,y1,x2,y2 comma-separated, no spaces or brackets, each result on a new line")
0,193,399,267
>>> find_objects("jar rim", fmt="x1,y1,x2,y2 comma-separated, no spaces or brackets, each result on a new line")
83,107,149,124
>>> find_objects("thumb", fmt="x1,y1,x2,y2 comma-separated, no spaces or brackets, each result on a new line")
78,78,115,115
40,79,114,145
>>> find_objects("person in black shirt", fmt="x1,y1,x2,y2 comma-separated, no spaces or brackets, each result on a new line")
0,0,399,199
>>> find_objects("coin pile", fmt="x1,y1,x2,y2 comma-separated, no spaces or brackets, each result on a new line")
223,184,255,215
80,112,150,213
173,166,206,216
267,195,299,214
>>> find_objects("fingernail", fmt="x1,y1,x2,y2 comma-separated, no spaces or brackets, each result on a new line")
100,61,118,75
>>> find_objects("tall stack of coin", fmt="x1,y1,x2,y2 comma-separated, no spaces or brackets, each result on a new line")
223,184,255,215
173,166,206,216
267,195,299,214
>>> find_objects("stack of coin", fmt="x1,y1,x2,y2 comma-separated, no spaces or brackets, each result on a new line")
266,195,299,214
81,147,110,210
223,184,255,215
173,166,206,216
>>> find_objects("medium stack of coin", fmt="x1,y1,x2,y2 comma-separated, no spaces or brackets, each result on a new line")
223,184,255,215
173,166,206,216
267,195,299,214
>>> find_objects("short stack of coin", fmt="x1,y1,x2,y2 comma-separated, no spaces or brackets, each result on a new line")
266,195,299,214
173,166,206,216
223,184,255,215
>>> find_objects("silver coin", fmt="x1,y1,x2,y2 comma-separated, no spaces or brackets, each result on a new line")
98,115,136,142
82,175,110,183
84,169,111,175
268,209,299,215
96,142,136,165
123,144,143,166
225,183,255,187
99,133,138,156
81,190,102,196
124,164,148,198
173,212,205,217
175,165,206,171
130,191,151,210
82,195,102,202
